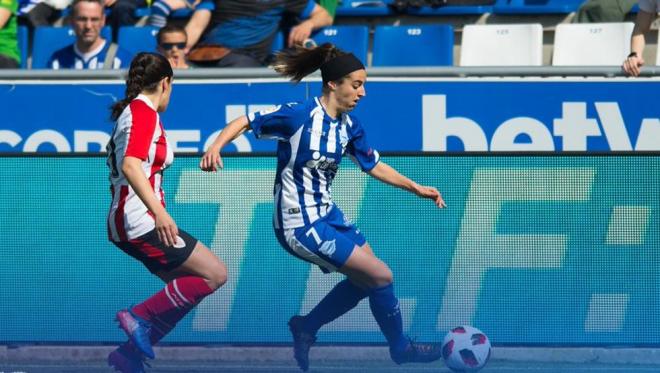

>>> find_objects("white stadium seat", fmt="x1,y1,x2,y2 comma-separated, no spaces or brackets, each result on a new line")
460,24,543,66
552,22,634,66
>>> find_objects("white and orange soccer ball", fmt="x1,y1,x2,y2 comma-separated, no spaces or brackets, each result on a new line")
441,326,492,372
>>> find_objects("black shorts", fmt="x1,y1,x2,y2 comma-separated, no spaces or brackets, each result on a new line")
112,228,198,274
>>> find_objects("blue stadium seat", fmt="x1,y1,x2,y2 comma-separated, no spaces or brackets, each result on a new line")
372,24,454,67
406,2,494,15
117,26,159,59
17,26,28,69
31,26,112,69
310,26,369,65
493,0,582,14
134,6,194,18
335,0,394,16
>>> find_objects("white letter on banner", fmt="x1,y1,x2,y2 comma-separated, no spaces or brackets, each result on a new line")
167,130,200,152
23,130,71,152
422,95,488,151
437,168,595,331
554,102,601,151
0,130,21,148
203,130,252,152
176,169,275,331
297,170,416,332
490,117,554,151
74,131,110,152
594,103,632,151
635,119,660,150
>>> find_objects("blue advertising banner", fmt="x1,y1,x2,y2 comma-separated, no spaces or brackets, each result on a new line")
1,155,658,344
0,79,659,153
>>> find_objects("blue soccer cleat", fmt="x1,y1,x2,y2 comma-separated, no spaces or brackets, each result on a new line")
288,315,317,372
390,338,443,365
108,343,150,373
115,308,154,359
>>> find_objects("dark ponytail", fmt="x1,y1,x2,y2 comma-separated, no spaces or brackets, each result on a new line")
271,43,347,83
110,52,173,121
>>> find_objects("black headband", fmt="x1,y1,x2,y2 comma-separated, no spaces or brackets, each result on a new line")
320,54,365,83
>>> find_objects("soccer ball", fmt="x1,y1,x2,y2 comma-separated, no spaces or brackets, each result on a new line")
441,325,491,372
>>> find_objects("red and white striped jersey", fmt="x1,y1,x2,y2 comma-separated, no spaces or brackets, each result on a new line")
106,94,174,242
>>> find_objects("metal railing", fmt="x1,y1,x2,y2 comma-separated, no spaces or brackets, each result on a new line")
0,66,659,81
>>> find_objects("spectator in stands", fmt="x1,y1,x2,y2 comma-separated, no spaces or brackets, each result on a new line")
182,0,333,67
105,0,145,39
573,0,636,23
0,0,19,68
147,0,213,29
48,0,131,69
18,0,71,28
317,0,337,18
622,0,658,76
157,24,190,69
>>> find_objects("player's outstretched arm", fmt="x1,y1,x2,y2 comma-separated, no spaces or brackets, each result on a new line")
367,162,446,208
199,116,250,172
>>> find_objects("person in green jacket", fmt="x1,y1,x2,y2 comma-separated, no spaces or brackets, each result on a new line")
318,0,337,18
0,0,19,68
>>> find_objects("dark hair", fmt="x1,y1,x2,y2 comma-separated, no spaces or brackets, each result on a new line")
157,24,187,45
271,43,348,84
71,0,104,16
110,52,173,121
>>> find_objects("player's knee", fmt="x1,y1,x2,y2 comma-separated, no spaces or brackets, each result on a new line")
206,261,228,290
371,268,393,288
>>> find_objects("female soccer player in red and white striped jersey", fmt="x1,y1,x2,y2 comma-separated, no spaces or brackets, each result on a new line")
106,52,227,373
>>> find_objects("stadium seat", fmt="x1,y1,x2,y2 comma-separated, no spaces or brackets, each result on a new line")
552,22,634,66
309,26,369,65
493,0,583,14
460,24,543,66
117,26,159,59
406,1,494,15
134,6,194,18
335,0,394,16
17,26,28,69
372,24,454,67
31,26,112,69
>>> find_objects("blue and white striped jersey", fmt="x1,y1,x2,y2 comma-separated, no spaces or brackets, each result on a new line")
248,97,380,229
48,41,131,70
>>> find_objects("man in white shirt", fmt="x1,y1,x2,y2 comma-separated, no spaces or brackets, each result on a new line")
48,0,130,69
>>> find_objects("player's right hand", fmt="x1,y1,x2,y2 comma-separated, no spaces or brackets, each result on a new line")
623,55,644,76
199,147,223,172
155,211,179,247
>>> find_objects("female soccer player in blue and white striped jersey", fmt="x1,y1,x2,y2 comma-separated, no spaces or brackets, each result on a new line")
200,43,446,372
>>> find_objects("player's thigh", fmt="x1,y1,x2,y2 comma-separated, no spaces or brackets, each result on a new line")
339,244,392,289
157,241,227,289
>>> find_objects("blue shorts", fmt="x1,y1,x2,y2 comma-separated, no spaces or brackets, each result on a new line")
275,206,366,273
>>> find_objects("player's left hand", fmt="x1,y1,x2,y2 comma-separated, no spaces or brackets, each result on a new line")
199,146,223,172
413,184,446,208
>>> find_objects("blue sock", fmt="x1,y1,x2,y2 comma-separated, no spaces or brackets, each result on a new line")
302,279,367,334
368,283,408,354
